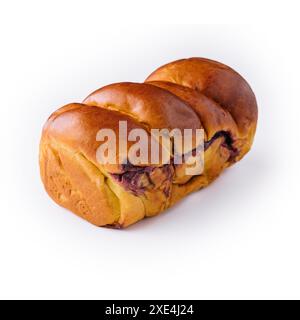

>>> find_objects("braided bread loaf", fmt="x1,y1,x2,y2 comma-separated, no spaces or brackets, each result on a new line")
40,58,258,228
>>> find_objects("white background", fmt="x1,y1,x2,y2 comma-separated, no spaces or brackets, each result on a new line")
0,1,299,300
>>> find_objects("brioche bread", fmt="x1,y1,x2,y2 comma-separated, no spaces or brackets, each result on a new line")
40,58,258,228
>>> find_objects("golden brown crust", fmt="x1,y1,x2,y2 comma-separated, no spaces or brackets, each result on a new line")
40,58,258,228
83,82,202,133
42,103,151,170
146,80,239,141
40,103,172,227
146,57,258,159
